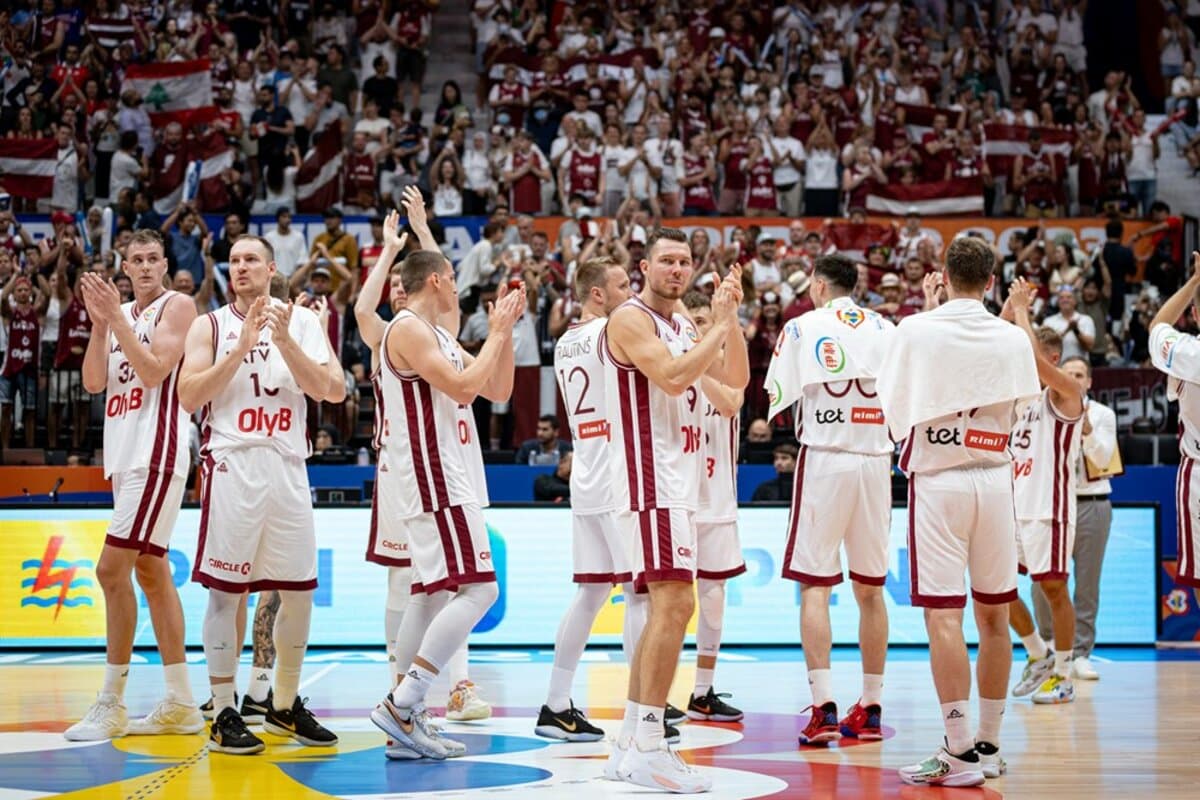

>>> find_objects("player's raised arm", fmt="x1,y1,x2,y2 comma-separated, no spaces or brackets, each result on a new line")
178,297,267,413
355,210,408,352
706,264,750,389
1009,278,1083,418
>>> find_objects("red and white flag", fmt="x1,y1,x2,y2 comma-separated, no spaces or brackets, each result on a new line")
897,103,967,139
122,59,217,128
89,14,138,51
981,123,1073,177
0,139,58,198
866,177,984,216
821,221,900,262
296,121,344,214
186,131,236,212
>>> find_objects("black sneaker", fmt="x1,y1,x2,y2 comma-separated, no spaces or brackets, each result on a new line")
240,690,272,725
664,720,681,744
208,707,264,755
664,703,687,725
263,696,339,747
201,693,238,721
686,688,744,722
534,702,605,742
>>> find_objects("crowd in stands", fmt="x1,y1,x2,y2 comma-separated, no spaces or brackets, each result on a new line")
0,1,1194,465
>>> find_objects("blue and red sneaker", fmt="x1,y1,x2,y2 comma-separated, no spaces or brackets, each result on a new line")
839,700,883,740
798,702,840,746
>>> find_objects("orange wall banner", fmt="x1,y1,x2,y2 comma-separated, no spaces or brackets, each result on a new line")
0,467,110,500
530,216,1156,260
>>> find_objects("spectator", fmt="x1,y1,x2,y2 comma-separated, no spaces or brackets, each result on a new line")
1161,11,1195,84
1099,218,1138,323
804,121,840,216
783,271,815,320
160,202,208,284
515,415,573,466
1013,129,1059,217
533,451,572,502
680,132,718,215
1,273,44,449
751,443,798,502
310,207,359,290
264,208,308,279
392,0,432,112
457,221,504,307
317,43,358,112
1123,109,1161,218
109,130,146,203
1044,287,1097,362
1077,278,1111,367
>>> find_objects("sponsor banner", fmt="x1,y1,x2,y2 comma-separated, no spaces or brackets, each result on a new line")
1090,368,1170,432
0,505,1157,648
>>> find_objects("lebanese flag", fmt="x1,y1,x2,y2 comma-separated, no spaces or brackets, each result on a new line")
0,139,57,198
866,177,984,216
981,123,1073,178
122,59,217,128
296,121,344,214
187,130,235,212
897,103,966,139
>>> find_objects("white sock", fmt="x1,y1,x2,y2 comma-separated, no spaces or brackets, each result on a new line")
862,673,884,707
808,668,833,706
1053,649,1073,678
247,666,272,702
546,666,575,713
941,700,972,755
634,703,665,752
392,663,437,709
618,699,638,744
447,641,470,687
693,667,714,699
1021,632,1048,660
212,682,236,715
271,591,313,711
163,663,193,704
102,663,129,699
977,697,1005,747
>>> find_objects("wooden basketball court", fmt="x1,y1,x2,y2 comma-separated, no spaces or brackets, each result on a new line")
0,647,1194,799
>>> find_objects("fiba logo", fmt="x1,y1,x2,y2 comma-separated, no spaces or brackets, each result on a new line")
20,536,93,620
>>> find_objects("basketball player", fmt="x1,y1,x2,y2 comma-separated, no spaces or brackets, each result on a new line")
179,235,345,755
65,230,202,741
535,256,644,742
369,241,525,760
602,228,748,794
1149,255,1200,593
876,237,1039,787
680,290,746,724
1003,280,1085,706
764,254,894,745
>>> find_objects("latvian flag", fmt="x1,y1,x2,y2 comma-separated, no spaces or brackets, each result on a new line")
296,120,344,214
0,139,58,198
183,131,236,212
89,14,137,50
897,103,967,139
866,177,984,216
981,124,1073,178
122,59,217,128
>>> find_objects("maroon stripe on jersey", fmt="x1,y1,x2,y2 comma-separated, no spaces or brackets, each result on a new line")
1183,459,1196,581
449,505,477,574
399,380,434,512
898,430,915,473
418,381,451,508
140,372,182,545
907,477,920,599
780,446,808,580
634,373,656,507
617,371,641,509
366,475,380,561
190,456,217,584
655,507,673,573
371,370,384,452
1050,419,1064,575
638,509,655,574
127,471,160,546
433,508,463,578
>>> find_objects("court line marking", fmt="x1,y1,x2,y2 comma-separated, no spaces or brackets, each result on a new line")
299,663,339,692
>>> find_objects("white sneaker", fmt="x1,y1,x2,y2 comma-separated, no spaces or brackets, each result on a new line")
446,680,491,721
980,751,1008,779
65,693,128,741
898,746,985,787
618,742,713,794
1031,674,1075,704
1072,656,1099,680
1012,654,1054,697
603,739,630,781
415,707,466,757
127,698,205,735
385,738,423,760
370,697,447,760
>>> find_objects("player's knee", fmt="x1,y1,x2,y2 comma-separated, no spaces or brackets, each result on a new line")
462,580,499,609
800,584,833,608
974,604,1010,637
133,556,172,597
1041,580,1069,602
96,550,133,594
852,581,884,606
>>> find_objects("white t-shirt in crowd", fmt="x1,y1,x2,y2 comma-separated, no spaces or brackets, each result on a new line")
805,148,839,189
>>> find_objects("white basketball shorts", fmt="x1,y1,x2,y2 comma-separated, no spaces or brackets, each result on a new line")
107,468,187,558
1016,518,1074,582
696,520,746,580
572,511,633,584
407,503,496,594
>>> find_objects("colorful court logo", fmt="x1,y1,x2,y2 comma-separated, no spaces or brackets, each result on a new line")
21,536,94,619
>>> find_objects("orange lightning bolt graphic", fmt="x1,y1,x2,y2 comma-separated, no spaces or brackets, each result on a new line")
30,536,77,620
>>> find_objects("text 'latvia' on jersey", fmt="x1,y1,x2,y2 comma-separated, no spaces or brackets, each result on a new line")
555,318,616,515
200,300,326,462
602,297,705,513
103,291,190,479
378,310,488,517
1011,389,1082,524
794,379,892,456
897,400,1017,475
697,394,739,523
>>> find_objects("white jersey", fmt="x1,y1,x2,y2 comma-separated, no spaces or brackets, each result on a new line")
1011,389,1082,523
103,291,190,479
1150,322,1200,461
200,300,327,461
602,296,704,512
697,395,739,524
554,318,616,515
795,378,891,455
898,400,1017,475
378,310,488,517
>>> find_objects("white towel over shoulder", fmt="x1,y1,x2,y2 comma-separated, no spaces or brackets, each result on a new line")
875,298,1040,441
765,298,894,421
